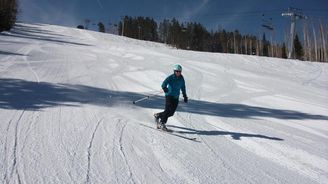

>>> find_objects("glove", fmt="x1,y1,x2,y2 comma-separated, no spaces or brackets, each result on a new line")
183,96,188,103
163,87,168,93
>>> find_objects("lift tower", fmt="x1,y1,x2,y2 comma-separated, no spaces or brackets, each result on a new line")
282,7,307,59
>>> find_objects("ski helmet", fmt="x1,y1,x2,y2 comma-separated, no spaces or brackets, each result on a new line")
173,64,182,72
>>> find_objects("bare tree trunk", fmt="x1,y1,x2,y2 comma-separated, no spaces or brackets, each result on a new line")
249,37,251,55
305,22,313,61
240,36,243,54
303,22,310,61
233,32,236,54
303,22,307,60
256,39,259,56
313,26,318,61
272,31,277,57
244,36,247,55
326,23,328,62
320,20,327,62
259,38,262,56
284,28,289,59
277,44,282,58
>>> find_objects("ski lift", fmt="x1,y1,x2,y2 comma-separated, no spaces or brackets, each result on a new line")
261,15,274,31
262,24,274,31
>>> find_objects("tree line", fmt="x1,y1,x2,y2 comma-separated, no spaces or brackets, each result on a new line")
300,21,328,62
0,0,18,32
114,16,291,59
104,16,324,61
85,16,327,62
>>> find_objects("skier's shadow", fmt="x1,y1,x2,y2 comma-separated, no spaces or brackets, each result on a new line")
167,125,284,141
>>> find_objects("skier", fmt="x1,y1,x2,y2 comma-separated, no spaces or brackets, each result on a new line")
154,64,188,131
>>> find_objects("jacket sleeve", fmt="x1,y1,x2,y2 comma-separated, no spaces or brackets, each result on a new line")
161,75,171,89
181,77,187,97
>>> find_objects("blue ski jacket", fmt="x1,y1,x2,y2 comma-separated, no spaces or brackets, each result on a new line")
161,74,187,99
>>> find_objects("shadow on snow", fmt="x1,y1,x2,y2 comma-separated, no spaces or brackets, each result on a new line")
0,23,92,47
0,50,27,56
167,125,283,141
1,78,327,123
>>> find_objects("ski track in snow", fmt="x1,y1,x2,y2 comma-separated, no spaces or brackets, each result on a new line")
1,23,328,184
176,113,257,183
3,112,16,183
86,115,103,184
111,118,139,184
5,110,25,184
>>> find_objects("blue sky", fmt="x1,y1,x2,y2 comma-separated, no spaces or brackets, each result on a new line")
19,0,328,41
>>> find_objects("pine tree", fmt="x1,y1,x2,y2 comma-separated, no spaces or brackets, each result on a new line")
262,33,269,56
219,30,228,53
282,43,287,59
158,19,170,43
117,16,158,41
77,25,84,29
294,34,304,60
97,22,105,33
0,0,18,32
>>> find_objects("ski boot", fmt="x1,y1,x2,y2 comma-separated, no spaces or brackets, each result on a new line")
159,123,168,132
154,113,161,128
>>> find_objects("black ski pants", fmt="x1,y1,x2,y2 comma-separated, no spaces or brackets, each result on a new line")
158,96,179,124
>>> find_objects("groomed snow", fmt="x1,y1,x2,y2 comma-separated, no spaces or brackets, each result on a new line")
0,23,327,184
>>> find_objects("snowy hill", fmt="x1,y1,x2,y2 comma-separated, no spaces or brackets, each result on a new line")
0,23,328,184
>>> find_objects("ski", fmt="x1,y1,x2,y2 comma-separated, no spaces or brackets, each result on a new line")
140,124,199,142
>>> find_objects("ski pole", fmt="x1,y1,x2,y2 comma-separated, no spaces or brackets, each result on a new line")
133,90,163,104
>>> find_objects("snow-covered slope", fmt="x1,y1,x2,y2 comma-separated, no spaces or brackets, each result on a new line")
1,23,327,184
